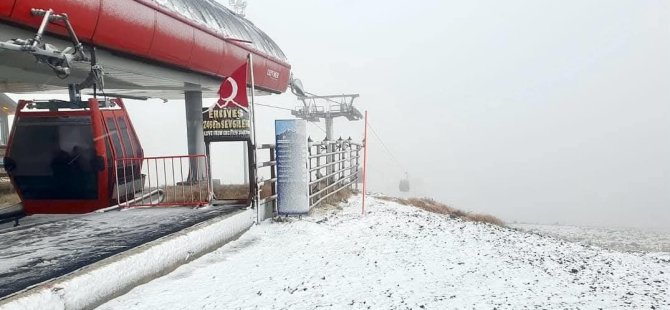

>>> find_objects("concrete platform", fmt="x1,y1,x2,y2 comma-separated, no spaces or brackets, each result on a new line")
0,205,245,298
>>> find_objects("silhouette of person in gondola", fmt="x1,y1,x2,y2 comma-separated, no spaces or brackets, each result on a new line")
51,145,94,198
51,147,74,198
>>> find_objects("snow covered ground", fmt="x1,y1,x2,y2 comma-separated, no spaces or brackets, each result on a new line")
99,195,669,309
513,223,670,253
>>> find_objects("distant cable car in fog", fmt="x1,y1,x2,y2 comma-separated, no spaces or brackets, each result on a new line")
3,98,144,215
399,172,410,192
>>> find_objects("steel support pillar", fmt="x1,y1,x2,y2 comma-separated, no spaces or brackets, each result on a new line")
325,116,334,176
243,145,249,185
0,93,16,145
325,117,334,141
185,90,206,182
0,113,9,145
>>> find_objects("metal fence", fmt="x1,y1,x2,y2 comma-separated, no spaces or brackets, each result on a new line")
111,138,362,212
114,155,211,208
308,138,362,207
256,144,278,206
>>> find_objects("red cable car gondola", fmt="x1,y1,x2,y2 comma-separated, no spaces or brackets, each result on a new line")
3,97,144,215
399,172,410,193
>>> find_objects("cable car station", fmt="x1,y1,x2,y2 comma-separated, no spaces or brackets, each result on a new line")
0,0,291,214
0,0,290,298
0,1,364,303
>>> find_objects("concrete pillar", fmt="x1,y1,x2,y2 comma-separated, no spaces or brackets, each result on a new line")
0,113,9,145
325,117,334,141
243,144,249,185
325,116,334,176
0,93,16,145
185,90,206,182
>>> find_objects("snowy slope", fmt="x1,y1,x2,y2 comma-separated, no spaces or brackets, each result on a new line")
513,223,670,253
99,196,669,309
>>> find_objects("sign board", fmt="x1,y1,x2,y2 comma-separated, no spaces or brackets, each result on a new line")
202,106,251,142
202,62,251,142
275,119,309,215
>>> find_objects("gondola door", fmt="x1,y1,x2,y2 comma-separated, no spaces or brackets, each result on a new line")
88,98,111,212
100,99,144,204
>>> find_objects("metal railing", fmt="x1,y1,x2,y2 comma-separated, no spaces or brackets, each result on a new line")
256,144,278,208
114,155,211,208
308,138,362,207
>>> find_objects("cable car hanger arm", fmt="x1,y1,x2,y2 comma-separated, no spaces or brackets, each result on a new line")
0,8,89,78
0,8,105,105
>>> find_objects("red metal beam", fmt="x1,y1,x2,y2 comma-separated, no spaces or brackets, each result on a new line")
1,0,291,93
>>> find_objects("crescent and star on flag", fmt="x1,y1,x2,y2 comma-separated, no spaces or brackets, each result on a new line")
209,61,250,112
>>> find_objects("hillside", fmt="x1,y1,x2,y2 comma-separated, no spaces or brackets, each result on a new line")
100,195,669,309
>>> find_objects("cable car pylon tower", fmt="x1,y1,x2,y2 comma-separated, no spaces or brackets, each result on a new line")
290,92,362,141
289,79,362,178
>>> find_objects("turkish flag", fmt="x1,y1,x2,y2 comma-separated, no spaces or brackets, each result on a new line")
217,62,248,110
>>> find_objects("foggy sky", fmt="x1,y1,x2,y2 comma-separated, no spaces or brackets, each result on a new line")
9,0,670,231
245,0,670,230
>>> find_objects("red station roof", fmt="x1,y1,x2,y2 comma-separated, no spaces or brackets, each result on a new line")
0,0,291,95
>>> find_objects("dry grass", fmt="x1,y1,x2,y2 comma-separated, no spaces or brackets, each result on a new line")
322,187,354,205
377,196,505,227
0,180,272,206
0,181,19,208
0,178,276,206
0,181,15,195
310,178,356,206
467,213,506,226
213,184,250,200
213,183,274,200
0,193,20,206
161,183,274,203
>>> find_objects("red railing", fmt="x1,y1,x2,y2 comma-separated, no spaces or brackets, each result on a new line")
114,155,211,208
